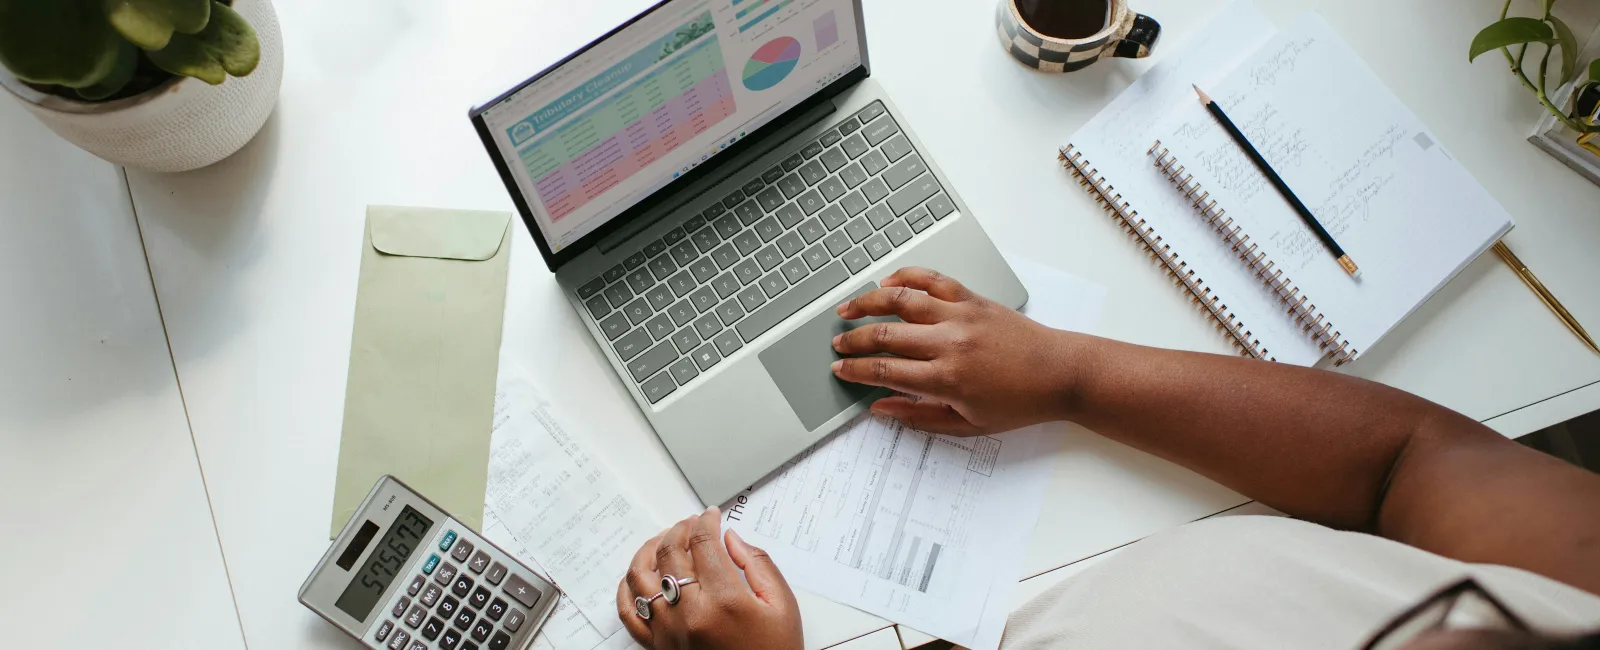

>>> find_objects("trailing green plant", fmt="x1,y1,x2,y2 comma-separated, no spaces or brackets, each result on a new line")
1469,0,1600,135
0,0,260,102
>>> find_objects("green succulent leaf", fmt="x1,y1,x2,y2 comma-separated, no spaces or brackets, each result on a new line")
74,40,138,100
0,0,123,87
145,1,258,85
106,0,212,50
1547,15,1579,85
1469,18,1554,62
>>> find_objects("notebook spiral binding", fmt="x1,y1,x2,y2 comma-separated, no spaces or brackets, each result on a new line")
1058,145,1269,360
1148,142,1355,365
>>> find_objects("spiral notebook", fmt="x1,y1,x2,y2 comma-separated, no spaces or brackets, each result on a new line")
1060,6,1513,365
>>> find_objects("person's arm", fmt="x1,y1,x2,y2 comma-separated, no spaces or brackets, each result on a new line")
830,267,1600,594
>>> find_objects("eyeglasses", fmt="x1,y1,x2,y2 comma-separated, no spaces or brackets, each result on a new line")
1361,578,1531,650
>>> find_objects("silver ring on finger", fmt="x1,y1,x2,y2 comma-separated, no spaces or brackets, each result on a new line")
660,574,697,605
634,592,663,620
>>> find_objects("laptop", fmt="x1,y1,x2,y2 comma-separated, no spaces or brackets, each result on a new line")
470,0,1025,505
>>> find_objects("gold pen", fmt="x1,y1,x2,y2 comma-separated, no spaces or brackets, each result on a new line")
1492,240,1600,355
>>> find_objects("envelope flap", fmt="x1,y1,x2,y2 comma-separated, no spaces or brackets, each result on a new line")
368,205,511,261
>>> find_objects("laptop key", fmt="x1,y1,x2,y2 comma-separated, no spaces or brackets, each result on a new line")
603,283,633,309
715,298,745,326
628,342,678,382
712,329,744,357
926,193,955,219
842,246,872,274
613,328,653,361
861,177,890,204
780,153,805,171
780,258,810,284
733,201,763,226
798,218,826,244
822,230,852,257
819,176,846,203
866,204,896,230
688,258,718,283
668,358,699,386
623,250,648,270
796,190,825,216
736,261,849,343
840,191,869,217
755,245,784,271
820,148,849,172
644,284,674,310
662,226,687,246
737,285,767,311
773,203,804,229
776,231,805,258
669,241,698,266
759,271,789,298
776,174,806,199
645,314,675,341
643,238,667,258
798,161,827,185
647,254,677,281
863,115,900,145
671,327,702,355
641,371,676,404
910,212,936,233
690,228,721,254
837,117,860,135
599,312,630,340
839,163,868,189
622,298,652,326
859,149,889,176
733,259,762,285
761,166,785,184
693,312,723,340
818,204,848,231
711,243,740,270
841,134,870,159
667,300,697,327
753,216,782,242
690,286,719,312
711,273,740,298
888,175,941,216
802,244,831,271
603,264,627,283
683,214,708,233
800,140,824,159
820,130,841,148
667,271,696,298
883,155,927,191
577,277,607,299
755,186,785,213
741,178,766,196
844,217,873,242
863,233,892,260
732,230,761,256
885,220,914,247
703,203,726,220
584,294,611,319
856,101,886,124
721,191,745,209
626,268,655,294
689,343,722,371
713,214,741,239
881,134,913,162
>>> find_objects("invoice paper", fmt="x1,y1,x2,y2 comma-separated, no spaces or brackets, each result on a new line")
485,360,661,639
482,509,639,650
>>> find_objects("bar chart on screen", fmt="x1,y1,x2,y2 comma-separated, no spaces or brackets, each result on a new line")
723,0,830,42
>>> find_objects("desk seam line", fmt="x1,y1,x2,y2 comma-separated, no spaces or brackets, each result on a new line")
1481,377,1600,424
124,167,252,650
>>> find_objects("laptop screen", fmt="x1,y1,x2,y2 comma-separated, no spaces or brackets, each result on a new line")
477,0,864,257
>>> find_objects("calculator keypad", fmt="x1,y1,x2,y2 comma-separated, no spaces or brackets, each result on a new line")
369,524,548,650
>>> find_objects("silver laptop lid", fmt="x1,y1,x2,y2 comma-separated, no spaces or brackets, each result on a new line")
471,0,868,271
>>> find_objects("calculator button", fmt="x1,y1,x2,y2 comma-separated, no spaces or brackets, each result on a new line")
405,605,427,629
471,619,494,642
451,540,474,563
421,584,442,607
504,608,526,633
461,644,479,650
485,598,508,621
435,562,459,586
407,575,425,596
422,554,441,575
392,596,411,618
503,574,542,609
386,630,410,650
375,620,395,642
439,531,458,552
452,607,477,631
452,575,475,598
409,641,427,650
469,586,492,610
440,627,463,650
422,617,445,641
489,631,513,650
468,551,492,574
485,563,507,586
437,595,459,619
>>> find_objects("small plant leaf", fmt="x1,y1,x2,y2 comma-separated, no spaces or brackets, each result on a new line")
1541,0,1556,18
1548,15,1579,85
1469,18,1554,62
1591,58,1600,83
0,0,123,87
75,41,138,100
105,0,212,50
146,1,259,85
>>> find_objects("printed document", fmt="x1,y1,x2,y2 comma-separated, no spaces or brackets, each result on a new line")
482,509,639,650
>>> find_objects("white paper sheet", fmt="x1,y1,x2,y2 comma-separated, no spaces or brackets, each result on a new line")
482,509,638,650
484,360,661,640
1006,253,1108,336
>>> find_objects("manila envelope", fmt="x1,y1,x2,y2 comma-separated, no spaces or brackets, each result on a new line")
330,205,512,538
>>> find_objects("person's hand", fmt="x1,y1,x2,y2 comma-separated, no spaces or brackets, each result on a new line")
616,507,802,650
831,267,1079,436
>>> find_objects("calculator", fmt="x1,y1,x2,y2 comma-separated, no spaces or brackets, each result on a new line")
300,476,560,650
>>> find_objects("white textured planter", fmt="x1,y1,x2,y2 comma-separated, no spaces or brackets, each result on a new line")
0,0,283,172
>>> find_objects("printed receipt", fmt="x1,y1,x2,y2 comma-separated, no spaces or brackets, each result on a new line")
482,509,637,650
484,360,659,643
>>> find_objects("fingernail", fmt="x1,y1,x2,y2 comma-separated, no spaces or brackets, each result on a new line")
831,334,842,348
836,302,848,315
831,360,842,373
727,529,745,546
704,505,719,517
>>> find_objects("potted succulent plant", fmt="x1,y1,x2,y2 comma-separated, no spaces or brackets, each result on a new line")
0,0,282,172
1469,0,1600,177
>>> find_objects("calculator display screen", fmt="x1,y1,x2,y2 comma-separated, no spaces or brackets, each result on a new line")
334,505,434,620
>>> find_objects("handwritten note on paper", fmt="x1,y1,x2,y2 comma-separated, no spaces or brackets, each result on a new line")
486,360,661,638
1157,13,1512,356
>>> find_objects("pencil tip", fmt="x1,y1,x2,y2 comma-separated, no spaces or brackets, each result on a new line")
1192,85,1211,104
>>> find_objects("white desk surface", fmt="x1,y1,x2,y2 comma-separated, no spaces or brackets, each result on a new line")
30,0,1591,648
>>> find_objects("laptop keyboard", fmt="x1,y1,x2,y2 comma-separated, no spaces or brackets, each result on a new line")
575,101,958,404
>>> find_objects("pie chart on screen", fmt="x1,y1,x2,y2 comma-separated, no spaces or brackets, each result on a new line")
743,36,801,91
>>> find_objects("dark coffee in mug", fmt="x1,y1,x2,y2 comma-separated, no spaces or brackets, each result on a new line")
1014,0,1110,40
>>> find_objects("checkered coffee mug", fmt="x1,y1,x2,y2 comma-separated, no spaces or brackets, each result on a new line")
996,0,1160,73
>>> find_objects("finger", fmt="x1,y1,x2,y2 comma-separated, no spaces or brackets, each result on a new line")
655,516,696,582
725,529,799,612
617,578,654,646
687,506,739,591
880,267,973,303
832,322,944,359
871,396,983,436
624,534,663,599
831,356,941,395
836,285,952,324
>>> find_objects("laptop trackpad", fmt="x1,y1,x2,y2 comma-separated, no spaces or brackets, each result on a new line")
759,283,896,431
